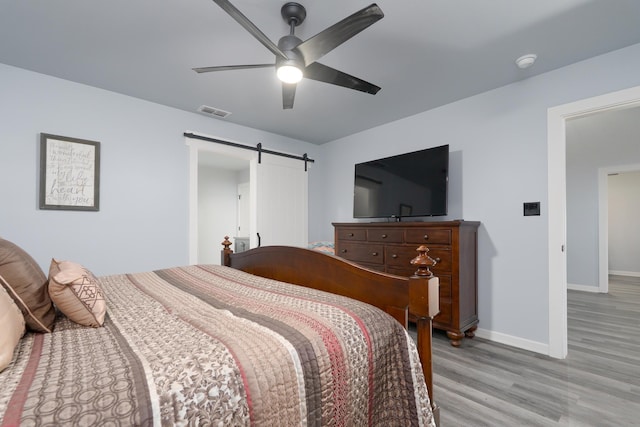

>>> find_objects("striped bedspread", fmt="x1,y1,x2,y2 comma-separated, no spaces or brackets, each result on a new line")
1,265,435,426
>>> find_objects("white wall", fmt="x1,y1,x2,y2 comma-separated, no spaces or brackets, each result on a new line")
565,107,640,287
319,42,640,349
0,63,320,275
608,171,640,276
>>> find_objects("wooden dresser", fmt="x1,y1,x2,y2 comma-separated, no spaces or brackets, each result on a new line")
333,220,480,346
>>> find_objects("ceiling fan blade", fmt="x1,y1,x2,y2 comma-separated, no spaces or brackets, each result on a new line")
304,62,381,95
212,0,287,60
295,4,383,66
282,83,297,109
193,64,273,73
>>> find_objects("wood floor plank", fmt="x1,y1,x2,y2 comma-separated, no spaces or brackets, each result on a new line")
421,276,640,426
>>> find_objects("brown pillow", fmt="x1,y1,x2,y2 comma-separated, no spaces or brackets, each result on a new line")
0,238,55,333
0,283,26,372
48,259,106,327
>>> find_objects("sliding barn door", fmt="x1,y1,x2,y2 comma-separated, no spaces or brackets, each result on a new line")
250,153,308,248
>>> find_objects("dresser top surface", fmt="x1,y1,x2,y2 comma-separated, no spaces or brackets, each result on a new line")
333,220,479,228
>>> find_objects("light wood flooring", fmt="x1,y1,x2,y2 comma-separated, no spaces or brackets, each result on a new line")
428,275,640,426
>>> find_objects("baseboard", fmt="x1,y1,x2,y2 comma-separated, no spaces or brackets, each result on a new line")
474,328,549,356
567,283,602,293
609,270,640,277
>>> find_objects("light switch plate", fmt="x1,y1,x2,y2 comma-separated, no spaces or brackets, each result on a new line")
524,202,541,216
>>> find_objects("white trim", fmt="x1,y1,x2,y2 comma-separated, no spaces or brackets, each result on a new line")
598,168,610,293
567,283,602,293
547,106,568,359
185,134,255,265
187,142,199,265
609,270,640,277
599,162,640,292
547,84,640,360
475,328,548,356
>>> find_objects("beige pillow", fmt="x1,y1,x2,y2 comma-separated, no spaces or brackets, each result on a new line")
0,282,26,372
0,238,55,333
48,259,106,327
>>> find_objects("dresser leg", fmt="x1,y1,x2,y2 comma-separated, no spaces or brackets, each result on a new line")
465,325,478,338
446,331,464,347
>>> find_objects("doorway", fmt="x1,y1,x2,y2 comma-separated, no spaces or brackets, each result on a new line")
186,134,310,265
565,108,640,294
602,169,640,280
195,149,251,264
236,181,250,252
547,85,640,359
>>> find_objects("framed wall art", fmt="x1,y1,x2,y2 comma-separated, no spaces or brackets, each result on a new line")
39,133,101,211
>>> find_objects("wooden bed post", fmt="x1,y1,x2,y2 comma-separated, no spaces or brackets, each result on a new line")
410,245,441,426
221,236,233,266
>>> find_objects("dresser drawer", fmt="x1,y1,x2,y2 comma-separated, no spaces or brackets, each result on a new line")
334,221,480,345
337,242,384,265
434,274,451,298
405,228,452,245
429,249,452,273
336,228,367,241
385,246,417,270
366,228,404,243
433,298,451,325
385,246,452,273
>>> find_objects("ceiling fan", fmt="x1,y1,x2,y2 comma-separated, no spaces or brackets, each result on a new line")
194,1,384,109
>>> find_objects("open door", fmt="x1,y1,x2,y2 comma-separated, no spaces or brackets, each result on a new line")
250,153,309,248
187,134,310,263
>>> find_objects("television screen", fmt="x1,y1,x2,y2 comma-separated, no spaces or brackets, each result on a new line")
353,144,449,219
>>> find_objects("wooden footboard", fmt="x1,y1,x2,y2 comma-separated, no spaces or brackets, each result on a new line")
221,237,440,424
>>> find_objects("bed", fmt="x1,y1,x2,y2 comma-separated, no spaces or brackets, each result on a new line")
1,236,439,426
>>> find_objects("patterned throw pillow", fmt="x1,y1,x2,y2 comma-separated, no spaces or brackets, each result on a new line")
0,238,55,333
0,282,26,371
48,259,106,327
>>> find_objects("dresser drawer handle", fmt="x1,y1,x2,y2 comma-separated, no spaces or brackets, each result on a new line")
435,257,441,262
371,252,378,256
423,234,429,240
381,234,387,238
348,233,354,237
392,254,398,259
341,249,347,253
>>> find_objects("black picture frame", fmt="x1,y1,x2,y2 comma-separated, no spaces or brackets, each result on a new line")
39,133,101,211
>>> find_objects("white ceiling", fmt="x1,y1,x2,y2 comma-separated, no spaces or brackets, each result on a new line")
2,0,640,145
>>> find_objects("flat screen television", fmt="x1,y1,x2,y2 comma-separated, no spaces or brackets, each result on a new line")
353,144,449,219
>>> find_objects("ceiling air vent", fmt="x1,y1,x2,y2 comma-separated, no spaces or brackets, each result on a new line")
197,105,231,119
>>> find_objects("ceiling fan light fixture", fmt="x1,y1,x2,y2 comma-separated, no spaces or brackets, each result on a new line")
199,1,384,108
277,63,303,83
